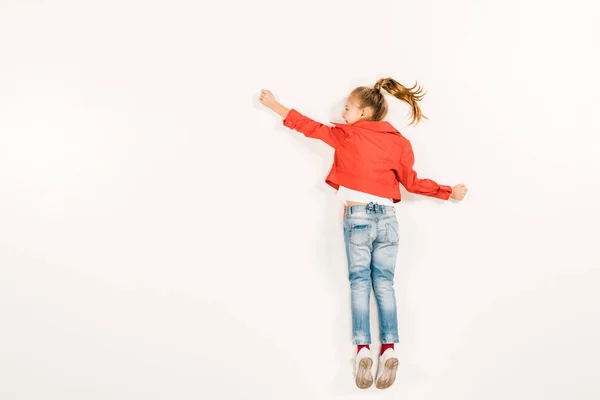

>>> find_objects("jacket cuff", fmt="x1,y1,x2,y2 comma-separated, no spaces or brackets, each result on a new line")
283,108,301,129
437,185,453,200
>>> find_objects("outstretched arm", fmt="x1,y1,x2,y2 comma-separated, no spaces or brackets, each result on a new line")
261,92,290,118
396,140,467,200
259,89,349,149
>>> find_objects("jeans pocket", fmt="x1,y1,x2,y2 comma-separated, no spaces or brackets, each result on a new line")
385,221,399,244
349,224,371,246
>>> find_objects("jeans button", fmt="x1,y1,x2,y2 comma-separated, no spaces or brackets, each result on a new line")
375,218,379,222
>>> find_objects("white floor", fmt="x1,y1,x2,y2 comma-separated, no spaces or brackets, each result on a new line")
1,1,599,399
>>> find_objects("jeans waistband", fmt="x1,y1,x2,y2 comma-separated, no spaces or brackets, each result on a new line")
344,202,396,217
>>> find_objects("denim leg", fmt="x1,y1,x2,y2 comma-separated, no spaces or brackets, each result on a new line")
344,218,374,345
371,219,400,344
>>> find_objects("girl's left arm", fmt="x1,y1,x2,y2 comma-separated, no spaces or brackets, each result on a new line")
260,89,348,149
271,102,290,119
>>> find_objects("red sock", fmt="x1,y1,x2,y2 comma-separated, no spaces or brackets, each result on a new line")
357,344,370,353
380,343,394,355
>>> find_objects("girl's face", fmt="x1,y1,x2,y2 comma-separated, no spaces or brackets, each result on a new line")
342,98,366,125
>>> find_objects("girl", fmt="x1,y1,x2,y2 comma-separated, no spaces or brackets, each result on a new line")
259,78,467,390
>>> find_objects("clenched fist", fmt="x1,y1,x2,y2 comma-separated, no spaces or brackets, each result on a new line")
450,184,468,201
259,89,290,118
259,89,278,109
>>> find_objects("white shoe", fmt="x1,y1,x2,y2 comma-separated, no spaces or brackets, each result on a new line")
354,347,374,389
375,348,399,389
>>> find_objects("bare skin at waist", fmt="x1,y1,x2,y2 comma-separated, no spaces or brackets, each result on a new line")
345,200,371,206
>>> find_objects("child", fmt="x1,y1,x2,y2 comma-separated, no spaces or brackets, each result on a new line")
259,78,467,389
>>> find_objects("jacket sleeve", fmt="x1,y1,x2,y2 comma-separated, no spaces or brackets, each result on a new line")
396,140,453,200
282,108,349,149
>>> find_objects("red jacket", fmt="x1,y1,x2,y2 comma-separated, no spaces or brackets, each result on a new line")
282,108,452,203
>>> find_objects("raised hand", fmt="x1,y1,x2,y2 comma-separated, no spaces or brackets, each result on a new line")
259,89,278,110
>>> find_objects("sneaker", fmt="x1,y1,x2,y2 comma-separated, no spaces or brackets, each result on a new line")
354,347,374,389
375,348,399,389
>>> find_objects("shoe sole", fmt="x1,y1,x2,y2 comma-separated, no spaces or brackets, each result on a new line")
355,358,373,389
376,358,398,389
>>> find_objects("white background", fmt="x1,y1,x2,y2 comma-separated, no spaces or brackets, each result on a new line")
1,0,599,399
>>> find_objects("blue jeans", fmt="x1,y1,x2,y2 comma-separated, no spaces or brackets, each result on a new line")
343,202,400,345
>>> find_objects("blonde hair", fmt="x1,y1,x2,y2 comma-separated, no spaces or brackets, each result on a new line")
350,77,428,126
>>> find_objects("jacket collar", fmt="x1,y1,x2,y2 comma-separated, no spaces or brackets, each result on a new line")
330,119,400,134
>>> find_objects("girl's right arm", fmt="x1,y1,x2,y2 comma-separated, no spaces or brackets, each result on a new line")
396,140,467,200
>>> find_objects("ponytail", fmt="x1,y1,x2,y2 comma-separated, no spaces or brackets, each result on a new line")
375,78,427,126
350,77,428,126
